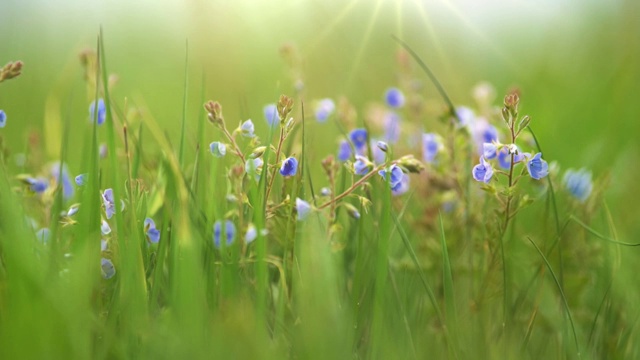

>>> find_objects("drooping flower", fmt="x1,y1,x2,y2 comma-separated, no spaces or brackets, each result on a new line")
315,98,335,122
144,218,160,243
378,164,404,190
525,152,549,180
245,157,264,181
102,188,115,219
349,128,368,149
0,110,6,128
384,87,405,108
337,140,352,162
376,140,388,153
472,157,494,183
101,258,116,279
383,112,400,144
241,119,255,138
296,198,311,221
75,174,87,186
213,220,236,248
209,142,226,158
353,155,372,175
245,224,258,244
563,168,593,202
280,157,298,177
89,99,106,125
422,133,440,163
263,103,279,127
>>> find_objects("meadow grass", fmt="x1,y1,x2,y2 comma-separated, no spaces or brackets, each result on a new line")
0,28,639,360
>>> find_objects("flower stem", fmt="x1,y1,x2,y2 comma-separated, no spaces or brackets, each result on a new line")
318,162,392,210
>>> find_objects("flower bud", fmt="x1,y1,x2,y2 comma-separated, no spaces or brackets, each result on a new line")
376,141,389,153
517,115,531,133
397,154,425,174
277,94,294,123
204,100,224,126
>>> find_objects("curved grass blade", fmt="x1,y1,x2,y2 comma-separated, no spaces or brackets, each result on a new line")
570,215,640,246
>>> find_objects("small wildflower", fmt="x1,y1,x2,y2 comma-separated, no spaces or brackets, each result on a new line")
36,228,51,243
280,157,298,177
378,164,404,190
422,133,440,163
337,140,352,162
101,258,116,279
245,157,264,181
101,219,111,235
67,204,80,217
89,99,106,125
99,143,108,159
343,203,361,220
50,163,74,200
320,187,331,197
525,152,549,180
296,198,311,221
563,168,593,202
497,146,525,169
263,103,279,127
376,141,388,153
245,224,258,244
213,220,236,248
144,218,160,243
455,106,475,127
473,120,499,153
353,155,372,175
241,119,255,138
315,98,335,122
392,172,410,196
483,142,498,160
349,128,368,149
371,140,386,164
472,157,494,183
101,239,108,252
384,87,405,108
102,188,115,219
0,110,6,128
75,174,87,186
209,142,226,158
26,177,48,193
383,112,400,144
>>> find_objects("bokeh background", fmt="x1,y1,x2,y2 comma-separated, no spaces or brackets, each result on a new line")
1,0,638,238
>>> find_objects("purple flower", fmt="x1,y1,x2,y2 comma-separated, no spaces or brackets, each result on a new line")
337,140,352,162
101,258,116,279
525,152,549,180
497,146,525,169
75,174,87,186
280,157,298,177
213,220,236,248
392,172,410,196
0,110,6,128
455,106,475,127
50,163,74,200
472,157,494,183
241,119,255,138
422,133,440,163
296,198,311,221
209,142,226,158
371,140,386,164
563,168,593,202
384,112,401,144
144,218,160,243
315,98,335,122
385,87,405,108
378,164,404,189
26,177,48,193
263,103,279,127
353,155,371,175
349,128,368,149
483,143,498,160
89,99,106,125
102,188,115,219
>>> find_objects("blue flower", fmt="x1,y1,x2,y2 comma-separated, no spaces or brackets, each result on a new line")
353,155,372,175
102,188,115,219
349,128,368,149
422,133,440,163
144,218,161,243
89,99,106,125
26,177,48,193
473,120,499,154
280,157,298,177
101,219,111,235
483,143,498,160
99,143,108,159
497,146,525,169
378,164,404,189
296,198,311,221
263,103,279,127
245,157,264,181
337,140,352,162
371,140,386,164
315,98,335,122
525,152,549,180
209,142,226,158
50,163,74,200
384,112,400,144
245,224,258,244
472,157,494,183
101,239,108,252
36,228,51,243
385,87,405,108
455,106,475,127
67,204,80,217
213,220,236,248
563,168,593,202
241,119,255,138
392,172,410,196
0,110,6,128
101,258,116,279
75,174,87,186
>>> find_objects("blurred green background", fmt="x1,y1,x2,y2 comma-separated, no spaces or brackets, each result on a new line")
1,0,638,237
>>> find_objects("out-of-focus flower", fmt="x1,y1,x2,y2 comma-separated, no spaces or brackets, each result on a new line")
50,163,74,200
472,157,494,183
455,106,475,127
378,164,404,190
353,155,372,175
75,174,87,186
422,133,440,163
349,128,368,149
483,143,498,160
36,228,51,243
102,188,115,219
263,103,279,127
245,157,264,181
101,219,111,235
89,99,106,125
245,224,258,244
384,87,405,108
525,152,549,180
101,258,116,279
241,119,255,138
25,177,48,193
384,112,400,144
296,198,311,221
563,168,593,202
213,220,236,248
67,204,80,217
209,142,226,158
144,218,160,243
0,110,7,128
392,172,410,196
337,140,352,162
315,98,335,122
